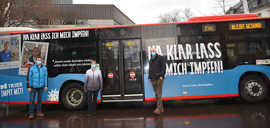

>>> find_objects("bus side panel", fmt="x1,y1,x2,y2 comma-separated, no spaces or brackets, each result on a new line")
232,65,270,92
0,70,88,104
48,73,101,101
0,71,28,103
144,72,236,99
144,65,270,100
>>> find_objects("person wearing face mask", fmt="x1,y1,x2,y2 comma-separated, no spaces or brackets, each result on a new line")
0,42,12,62
84,60,103,115
148,48,166,115
27,57,48,119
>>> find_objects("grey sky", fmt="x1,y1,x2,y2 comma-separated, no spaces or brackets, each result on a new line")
74,0,240,24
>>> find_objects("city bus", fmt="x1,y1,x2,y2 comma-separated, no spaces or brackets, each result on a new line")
0,14,270,110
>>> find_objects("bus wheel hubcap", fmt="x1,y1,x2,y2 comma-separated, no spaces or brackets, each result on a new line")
245,81,263,97
66,88,83,106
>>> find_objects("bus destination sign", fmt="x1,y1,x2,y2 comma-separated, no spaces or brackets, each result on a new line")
229,22,264,30
202,24,216,32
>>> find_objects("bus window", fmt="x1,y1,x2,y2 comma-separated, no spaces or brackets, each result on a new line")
101,41,121,95
246,41,270,58
123,40,142,93
225,33,270,67
226,43,238,67
47,39,97,76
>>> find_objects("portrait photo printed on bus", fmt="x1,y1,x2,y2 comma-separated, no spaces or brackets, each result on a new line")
19,41,49,75
0,35,21,69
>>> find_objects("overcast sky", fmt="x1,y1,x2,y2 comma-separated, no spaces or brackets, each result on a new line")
74,0,240,24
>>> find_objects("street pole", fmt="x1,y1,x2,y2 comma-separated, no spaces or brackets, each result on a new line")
241,0,250,13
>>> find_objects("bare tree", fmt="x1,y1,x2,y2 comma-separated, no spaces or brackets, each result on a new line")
158,8,194,23
241,0,250,13
0,0,59,27
213,0,240,15
183,8,193,21
0,0,15,27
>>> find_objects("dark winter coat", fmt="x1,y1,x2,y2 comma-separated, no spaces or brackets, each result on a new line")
148,54,166,80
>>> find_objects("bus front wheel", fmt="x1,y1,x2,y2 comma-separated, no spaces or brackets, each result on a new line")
61,82,87,110
240,75,268,103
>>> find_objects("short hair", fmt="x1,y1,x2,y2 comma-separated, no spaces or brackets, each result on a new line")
36,56,42,60
91,60,96,63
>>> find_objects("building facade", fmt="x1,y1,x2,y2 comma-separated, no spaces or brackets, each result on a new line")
15,0,73,5
227,0,270,17
53,4,135,26
52,0,73,4
11,3,135,28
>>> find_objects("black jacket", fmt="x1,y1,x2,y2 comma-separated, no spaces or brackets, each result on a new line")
148,54,166,80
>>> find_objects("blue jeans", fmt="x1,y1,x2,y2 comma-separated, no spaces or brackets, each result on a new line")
29,88,44,114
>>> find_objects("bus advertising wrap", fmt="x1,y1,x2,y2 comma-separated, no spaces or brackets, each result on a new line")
146,38,223,76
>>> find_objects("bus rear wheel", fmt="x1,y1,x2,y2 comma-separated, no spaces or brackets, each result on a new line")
240,75,268,103
61,82,87,110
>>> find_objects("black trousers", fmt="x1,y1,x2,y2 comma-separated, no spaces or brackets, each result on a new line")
87,91,98,114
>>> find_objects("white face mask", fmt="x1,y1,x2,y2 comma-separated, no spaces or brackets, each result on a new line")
36,61,42,65
91,64,96,69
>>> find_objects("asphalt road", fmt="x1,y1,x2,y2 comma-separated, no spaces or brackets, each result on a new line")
1,99,270,128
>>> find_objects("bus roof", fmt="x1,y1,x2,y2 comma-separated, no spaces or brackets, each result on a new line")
0,14,269,35
188,14,259,22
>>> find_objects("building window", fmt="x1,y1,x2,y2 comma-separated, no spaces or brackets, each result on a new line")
76,19,88,25
61,19,75,25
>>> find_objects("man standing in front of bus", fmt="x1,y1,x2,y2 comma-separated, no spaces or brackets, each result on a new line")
148,48,166,115
84,60,103,116
27,57,48,120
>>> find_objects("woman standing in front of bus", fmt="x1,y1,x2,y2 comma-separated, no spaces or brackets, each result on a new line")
148,48,166,115
84,60,103,116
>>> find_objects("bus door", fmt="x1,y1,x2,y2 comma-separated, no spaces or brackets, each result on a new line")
101,39,144,102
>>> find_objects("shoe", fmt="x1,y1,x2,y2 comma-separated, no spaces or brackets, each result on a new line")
36,112,45,117
153,108,161,115
28,114,35,120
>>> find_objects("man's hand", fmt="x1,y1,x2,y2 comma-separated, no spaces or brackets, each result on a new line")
160,77,163,80
148,79,152,82
44,87,48,90
28,88,32,92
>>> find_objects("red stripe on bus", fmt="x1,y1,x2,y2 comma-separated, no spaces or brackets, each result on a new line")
188,14,258,22
145,94,239,101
